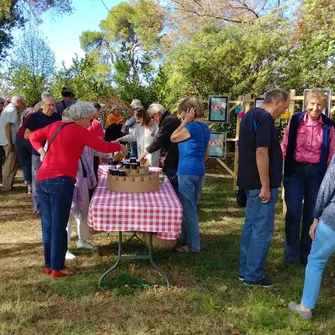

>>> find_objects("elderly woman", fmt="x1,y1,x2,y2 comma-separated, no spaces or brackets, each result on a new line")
115,107,159,166
289,155,335,320
281,88,335,266
171,97,210,253
104,104,124,142
29,102,127,277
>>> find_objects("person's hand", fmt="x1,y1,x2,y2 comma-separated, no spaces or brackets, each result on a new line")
40,153,46,162
145,127,154,137
259,186,271,203
8,143,14,153
119,144,128,158
309,218,319,240
184,107,196,123
114,138,121,143
139,152,148,161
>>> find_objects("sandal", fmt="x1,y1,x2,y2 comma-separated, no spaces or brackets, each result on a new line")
175,245,200,254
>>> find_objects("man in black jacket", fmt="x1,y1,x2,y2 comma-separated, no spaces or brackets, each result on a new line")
139,103,180,183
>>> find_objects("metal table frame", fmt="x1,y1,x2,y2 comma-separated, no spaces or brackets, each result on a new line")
99,231,170,288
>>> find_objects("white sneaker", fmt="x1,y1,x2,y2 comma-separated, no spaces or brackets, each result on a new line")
77,240,97,250
65,250,76,260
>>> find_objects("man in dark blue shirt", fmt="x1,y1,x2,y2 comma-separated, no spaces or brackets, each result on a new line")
24,93,61,216
237,88,289,287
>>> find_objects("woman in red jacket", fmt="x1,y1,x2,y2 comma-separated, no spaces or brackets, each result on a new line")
30,101,128,278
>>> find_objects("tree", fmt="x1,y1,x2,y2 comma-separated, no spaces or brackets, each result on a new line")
7,27,55,104
51,53,115,102
80,0,165,104
160,0,304,46
277,0,335,90
160,11,294,108
0,0,73,60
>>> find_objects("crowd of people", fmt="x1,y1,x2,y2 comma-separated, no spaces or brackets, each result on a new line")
0,89,210,276
1,86,334,320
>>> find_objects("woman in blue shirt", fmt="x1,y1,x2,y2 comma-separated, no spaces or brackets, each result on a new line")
171,97,210,253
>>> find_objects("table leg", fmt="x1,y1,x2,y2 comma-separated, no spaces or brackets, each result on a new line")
99,231,122,288
98,232,170,289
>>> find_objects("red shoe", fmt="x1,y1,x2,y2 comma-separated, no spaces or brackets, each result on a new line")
44,267,52,275
51,268,77,278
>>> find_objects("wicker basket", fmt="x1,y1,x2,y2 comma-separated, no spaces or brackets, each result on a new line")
144,233,177,251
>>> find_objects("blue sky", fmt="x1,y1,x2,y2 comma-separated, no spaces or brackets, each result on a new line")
37,0,121,67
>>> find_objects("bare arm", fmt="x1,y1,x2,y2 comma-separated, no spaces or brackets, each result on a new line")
5,123,12,145
5,123,15,152
204,144,210,161
256,146,271,203
170,108,195,143
24,128,32,140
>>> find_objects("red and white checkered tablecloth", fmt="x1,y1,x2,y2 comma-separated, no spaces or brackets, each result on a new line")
88,165,182,240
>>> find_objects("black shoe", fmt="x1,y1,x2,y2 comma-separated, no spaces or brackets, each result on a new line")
243,275,273,288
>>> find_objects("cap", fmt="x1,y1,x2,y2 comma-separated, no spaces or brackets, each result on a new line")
130,99,143,109
61,86,75,96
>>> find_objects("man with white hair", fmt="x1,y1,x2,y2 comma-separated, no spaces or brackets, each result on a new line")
139,103,180,184
0,95,25,191
24,93,61,216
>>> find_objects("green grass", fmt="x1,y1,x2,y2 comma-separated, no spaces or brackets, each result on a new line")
1,172,335,334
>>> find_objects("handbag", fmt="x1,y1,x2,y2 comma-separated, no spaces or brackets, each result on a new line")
236,187,247,207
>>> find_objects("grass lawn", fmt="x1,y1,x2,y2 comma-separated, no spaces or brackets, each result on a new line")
1,171,335,335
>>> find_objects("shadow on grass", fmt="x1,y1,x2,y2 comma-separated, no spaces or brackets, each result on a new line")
0,203,35,222
0,241,42,258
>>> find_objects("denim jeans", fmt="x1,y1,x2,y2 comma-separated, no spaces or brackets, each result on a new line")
301,221,335,309
37,176,75,271
284,163,321,264
178,174,205,251
32,155,41,212
15,137,32,184
239,188,278,281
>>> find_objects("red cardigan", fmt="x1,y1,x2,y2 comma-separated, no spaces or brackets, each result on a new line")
30,121,121,182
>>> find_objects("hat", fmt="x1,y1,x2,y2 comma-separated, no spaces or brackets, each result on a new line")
61,86,75,96
0,97,6,104
130,99,143,109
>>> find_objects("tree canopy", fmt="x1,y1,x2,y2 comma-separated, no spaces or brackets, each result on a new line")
0,0,73,60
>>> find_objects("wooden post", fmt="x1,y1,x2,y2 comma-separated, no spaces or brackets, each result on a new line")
233,117,240,190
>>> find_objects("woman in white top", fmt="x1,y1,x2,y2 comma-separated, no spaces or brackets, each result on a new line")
116,108,159,166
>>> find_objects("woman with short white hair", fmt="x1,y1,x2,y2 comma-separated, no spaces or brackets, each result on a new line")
30,101,128,277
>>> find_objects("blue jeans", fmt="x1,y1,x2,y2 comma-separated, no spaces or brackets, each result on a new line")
15,137,32,184
37,176,75,270
301,221,335,309
239,188,278,281
284,163,321,264
178,174,204,251
32,155,42,212
130,142,137,158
